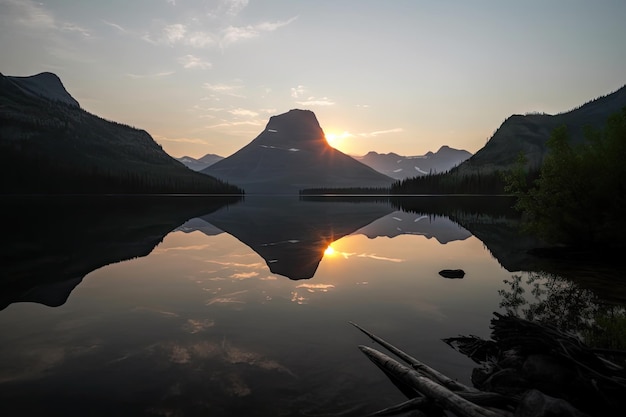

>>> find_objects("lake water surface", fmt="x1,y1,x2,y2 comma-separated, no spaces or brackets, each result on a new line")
1,195,624,416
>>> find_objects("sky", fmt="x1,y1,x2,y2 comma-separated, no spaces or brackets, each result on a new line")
1,0,625,159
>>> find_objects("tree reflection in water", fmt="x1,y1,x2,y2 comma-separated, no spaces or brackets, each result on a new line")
499,271,626,352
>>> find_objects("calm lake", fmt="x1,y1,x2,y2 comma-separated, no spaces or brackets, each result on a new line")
1,195,624,416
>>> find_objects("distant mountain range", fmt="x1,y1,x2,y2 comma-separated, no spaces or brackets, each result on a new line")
355,146,472,180
176,154,224,171
201,109,395,193
454,84,626,175
7,71,623,195
179,147,470,180
0,72,241,194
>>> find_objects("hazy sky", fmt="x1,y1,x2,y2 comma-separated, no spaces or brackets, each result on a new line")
1,0,625,158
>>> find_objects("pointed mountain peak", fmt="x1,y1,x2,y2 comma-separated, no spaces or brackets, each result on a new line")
203,109,394,193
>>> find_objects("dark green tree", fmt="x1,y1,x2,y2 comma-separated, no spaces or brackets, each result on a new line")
507,108,626,246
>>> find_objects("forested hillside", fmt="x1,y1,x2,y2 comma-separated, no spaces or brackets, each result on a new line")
0,73,242,194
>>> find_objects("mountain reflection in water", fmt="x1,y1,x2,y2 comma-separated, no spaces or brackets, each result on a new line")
1,195,624,417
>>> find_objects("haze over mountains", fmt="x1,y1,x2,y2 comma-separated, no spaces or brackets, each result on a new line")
176,154,224,171
201,109,395,193
356,146,471,180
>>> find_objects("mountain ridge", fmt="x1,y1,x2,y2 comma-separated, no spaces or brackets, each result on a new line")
176,153,224,171
4,72,80,108
454,84,626,175
0,72,241,194
356,145,472,180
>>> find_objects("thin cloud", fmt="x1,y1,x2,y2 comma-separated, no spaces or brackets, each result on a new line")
357,253,404,262
296,283,335,293
2,0,89,39
153,244,211,253
202,82,246,98
206,120,263,128
296,97,335,106
224,0,249,16
230,271,259,279
290,85,306,98
153,134,209,145
203,82,243,92
1,0,55,29
178,54,212,69
358,128,404,137
207,260,265,269
220,25,258,45
186,31,215,48
102,19,127,33
164,23,186,44
60,23,90,38
229,108,259,117
291,85,335,106
219,16,297,47
125,71,175,79
144,23,202,46
333,250,404,262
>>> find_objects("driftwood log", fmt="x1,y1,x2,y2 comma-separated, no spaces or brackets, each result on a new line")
352,313,626,417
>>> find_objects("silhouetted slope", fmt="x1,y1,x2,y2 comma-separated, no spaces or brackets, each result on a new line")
202,109,394,193
455,84,626,174
0,72,241,194
7,72,80,107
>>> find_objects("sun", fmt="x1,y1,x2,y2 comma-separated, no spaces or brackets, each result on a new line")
325,132,339,148
324,131,352,149
324,245,336,256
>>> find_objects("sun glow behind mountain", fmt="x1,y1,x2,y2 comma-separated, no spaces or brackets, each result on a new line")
324,245,336,256
324,131,353,150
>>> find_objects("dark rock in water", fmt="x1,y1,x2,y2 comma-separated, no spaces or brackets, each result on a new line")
438,269,465,279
